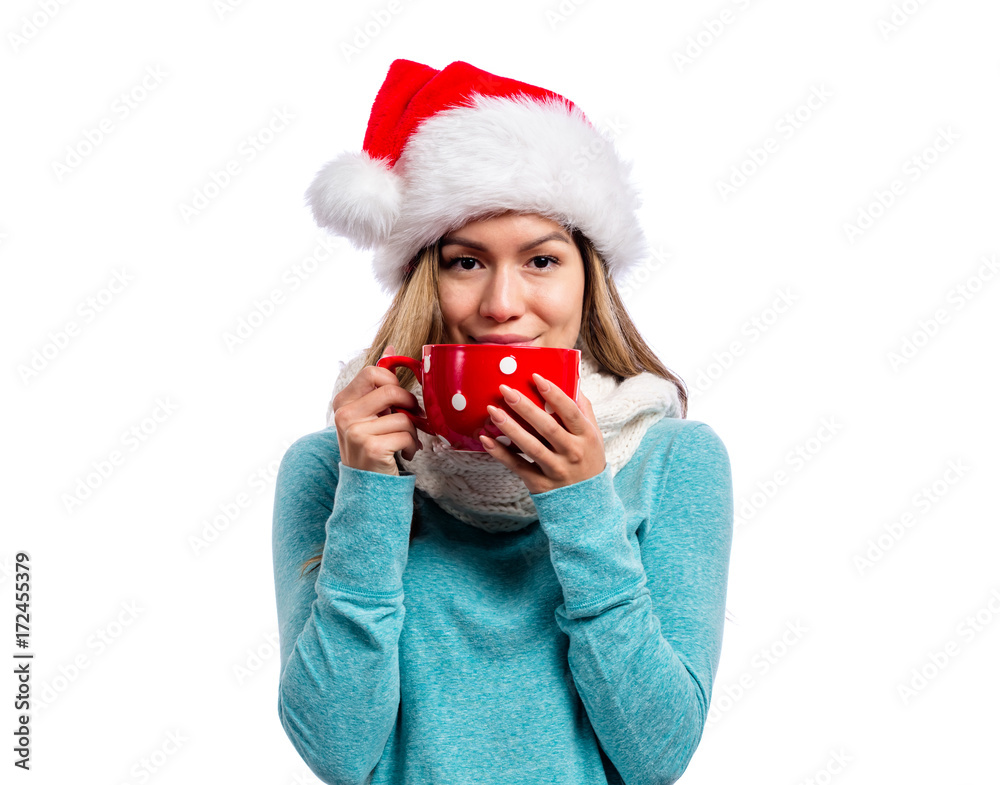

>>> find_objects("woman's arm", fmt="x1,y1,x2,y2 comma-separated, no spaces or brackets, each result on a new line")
529,422,734,785
272,429,415,785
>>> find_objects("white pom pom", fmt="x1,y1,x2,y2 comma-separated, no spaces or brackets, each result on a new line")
305,151,403,248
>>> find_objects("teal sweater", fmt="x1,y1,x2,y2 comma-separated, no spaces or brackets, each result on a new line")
272,416,733,785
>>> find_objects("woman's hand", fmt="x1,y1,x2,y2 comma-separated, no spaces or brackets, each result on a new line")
478,373,606,494
332,345,423,476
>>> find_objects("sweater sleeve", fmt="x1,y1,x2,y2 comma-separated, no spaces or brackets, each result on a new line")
529,422,734,785
271,429,416,785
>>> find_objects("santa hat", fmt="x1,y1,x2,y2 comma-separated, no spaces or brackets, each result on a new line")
306,58,647,296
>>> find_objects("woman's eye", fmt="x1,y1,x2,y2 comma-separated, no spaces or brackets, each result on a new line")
443,256,558,270
443,257,480,270
531,256,557,269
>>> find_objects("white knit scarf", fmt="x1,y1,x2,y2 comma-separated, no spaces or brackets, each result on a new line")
326,335,683,533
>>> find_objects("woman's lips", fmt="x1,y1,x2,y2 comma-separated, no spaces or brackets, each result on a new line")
472,335,538,346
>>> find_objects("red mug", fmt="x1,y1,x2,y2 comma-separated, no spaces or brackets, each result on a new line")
376,344,581,452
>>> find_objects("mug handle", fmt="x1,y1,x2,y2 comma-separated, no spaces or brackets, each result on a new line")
375,355,434,435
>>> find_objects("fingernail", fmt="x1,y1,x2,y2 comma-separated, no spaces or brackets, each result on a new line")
532,373,550,392
499,384,520,405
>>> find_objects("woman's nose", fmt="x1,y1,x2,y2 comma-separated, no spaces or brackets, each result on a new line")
478,269,525,321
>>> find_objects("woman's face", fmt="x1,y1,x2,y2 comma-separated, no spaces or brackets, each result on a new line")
437,212,585,349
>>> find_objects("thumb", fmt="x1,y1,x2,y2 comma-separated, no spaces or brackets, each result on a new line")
381,343,395,359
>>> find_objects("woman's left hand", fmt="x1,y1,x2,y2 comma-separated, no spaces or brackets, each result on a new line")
479,373,606,494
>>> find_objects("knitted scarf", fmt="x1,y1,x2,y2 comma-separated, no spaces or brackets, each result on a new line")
326,335,683,533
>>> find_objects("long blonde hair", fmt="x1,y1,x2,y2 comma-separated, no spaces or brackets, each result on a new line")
299,227,687,577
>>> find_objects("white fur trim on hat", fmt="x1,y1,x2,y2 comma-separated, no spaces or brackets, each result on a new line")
370,93,647,295
305,151,403,249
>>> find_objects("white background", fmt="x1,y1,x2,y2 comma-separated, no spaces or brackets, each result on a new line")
4,0,999,782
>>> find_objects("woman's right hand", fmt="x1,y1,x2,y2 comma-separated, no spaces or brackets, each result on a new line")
332,345,423,476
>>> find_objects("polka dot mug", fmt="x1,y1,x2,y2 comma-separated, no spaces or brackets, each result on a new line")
376,344,581,452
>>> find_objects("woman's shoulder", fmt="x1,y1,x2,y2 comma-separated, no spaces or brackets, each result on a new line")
636,416,731,471
631,418,733,531
277,426,342,480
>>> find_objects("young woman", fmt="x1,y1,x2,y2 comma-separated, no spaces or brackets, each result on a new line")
272,59,734,784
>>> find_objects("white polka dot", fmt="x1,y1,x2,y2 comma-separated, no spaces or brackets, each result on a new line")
424,355,431,373
499,356,517,375
497,435,511,446
451,392,466,411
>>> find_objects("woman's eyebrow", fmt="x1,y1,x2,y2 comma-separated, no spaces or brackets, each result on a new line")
517,232,571,251
439,232,571,252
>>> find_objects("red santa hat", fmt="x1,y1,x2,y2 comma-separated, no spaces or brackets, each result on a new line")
306,58,647,296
